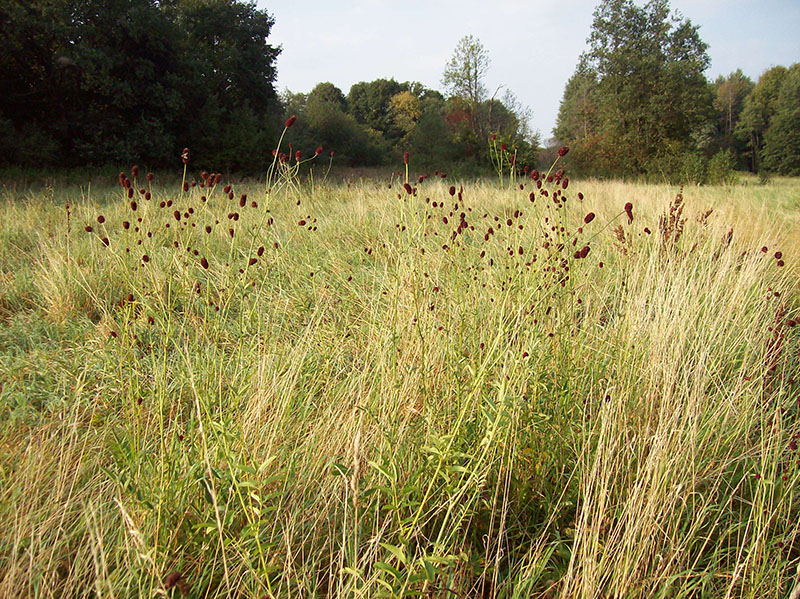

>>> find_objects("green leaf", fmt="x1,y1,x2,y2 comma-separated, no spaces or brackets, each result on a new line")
373,561,402,580
380,542,408,565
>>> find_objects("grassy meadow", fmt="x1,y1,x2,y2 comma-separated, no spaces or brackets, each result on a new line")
0,163,799,598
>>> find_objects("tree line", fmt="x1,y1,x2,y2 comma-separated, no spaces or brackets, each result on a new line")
0,1,534,174
2,0,798,179
554,0,800,181
1,0,282,171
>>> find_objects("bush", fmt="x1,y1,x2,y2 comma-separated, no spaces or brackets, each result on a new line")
678,152,708,185
707,149,738,185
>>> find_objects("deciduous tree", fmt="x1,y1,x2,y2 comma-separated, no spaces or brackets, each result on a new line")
761,64,800,175
556,0,711,177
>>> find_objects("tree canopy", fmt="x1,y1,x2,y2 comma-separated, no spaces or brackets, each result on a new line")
0,0,281,170
556,0,712,177
1,0,796,178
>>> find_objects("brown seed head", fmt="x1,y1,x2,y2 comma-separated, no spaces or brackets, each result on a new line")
624,202,634,223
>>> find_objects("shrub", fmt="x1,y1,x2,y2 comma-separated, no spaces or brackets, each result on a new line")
707,148,739,185
678,152,708,185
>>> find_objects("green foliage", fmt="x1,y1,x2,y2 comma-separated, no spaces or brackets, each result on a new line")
761,64,800,175
347,78,407,141
707,148,738,185
280,85,388,167
441,34,490,106
554,67,598,148
308,82,348,111
403,98,460,168
736,65,788,172
0,0,281,170
678,152,708,185
710,70,754,165
556,0,713,177
305,99,386,166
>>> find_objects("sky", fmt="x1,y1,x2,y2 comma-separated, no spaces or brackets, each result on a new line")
258,1,800,141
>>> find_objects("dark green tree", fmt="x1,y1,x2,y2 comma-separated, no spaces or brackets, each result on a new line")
347,78,407,142
281,83,386,166
308,82,347,111
66,0,186,165
706,70,754,168
713,71,754,142
736,65,789,173
554,66,599,174
0,0,281,170
404,95,459,169
166,0,282,170
761,64,800,175
556,0,712,177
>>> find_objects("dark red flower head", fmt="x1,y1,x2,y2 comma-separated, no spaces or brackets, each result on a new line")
285,115,296,128
557,146,569,157
315,146,323,155
584,212,595,224
403,151,410,165
624,202,633,223
295,150,302,161
181,148,189,164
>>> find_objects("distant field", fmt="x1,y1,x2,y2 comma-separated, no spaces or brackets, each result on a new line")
0,170,798,598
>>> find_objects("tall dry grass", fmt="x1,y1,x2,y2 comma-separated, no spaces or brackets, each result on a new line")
0,168,798,598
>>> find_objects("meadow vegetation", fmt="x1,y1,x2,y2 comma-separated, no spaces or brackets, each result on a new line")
0,144,798,597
